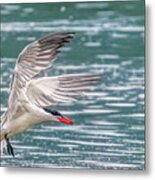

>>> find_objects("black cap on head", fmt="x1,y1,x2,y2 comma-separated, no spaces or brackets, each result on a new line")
43,107,63,117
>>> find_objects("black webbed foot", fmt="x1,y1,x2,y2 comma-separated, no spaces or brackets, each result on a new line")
4,134,15,157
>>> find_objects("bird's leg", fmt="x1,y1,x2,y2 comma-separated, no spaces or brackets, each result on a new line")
4,134,15,157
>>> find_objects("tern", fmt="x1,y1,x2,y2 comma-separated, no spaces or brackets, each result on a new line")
0,32,99,157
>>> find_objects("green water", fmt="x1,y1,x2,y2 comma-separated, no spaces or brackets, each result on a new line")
0,1,145,170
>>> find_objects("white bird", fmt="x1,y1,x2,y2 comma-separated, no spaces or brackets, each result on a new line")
0,32,99,156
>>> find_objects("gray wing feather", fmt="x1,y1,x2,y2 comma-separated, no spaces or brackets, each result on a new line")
7,32,74,119
26,74,100,107
16,32,74,88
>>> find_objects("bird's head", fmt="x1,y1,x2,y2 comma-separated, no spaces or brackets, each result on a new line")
50,110,73,125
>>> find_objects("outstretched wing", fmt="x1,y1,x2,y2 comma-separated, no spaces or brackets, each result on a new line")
7,32,74,119
26,73,100,107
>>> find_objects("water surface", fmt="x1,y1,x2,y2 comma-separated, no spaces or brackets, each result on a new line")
0,1,145,170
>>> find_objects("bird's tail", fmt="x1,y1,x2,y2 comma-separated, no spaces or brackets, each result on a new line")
0,139,7,156
0,113,7,156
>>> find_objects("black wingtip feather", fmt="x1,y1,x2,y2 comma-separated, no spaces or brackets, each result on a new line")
38,32,75,44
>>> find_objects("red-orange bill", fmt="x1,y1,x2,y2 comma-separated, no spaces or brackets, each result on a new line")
58,116,74,125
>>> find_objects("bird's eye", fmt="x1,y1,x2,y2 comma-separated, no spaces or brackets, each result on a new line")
51,110,62,116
